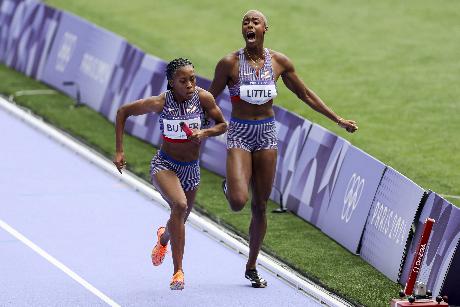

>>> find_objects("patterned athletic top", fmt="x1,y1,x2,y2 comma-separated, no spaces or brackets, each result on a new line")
228,48,277,104
159,89,205,143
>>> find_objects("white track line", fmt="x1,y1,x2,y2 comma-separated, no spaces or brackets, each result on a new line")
8,89,58,98
0,219,120,307
0,96,350,307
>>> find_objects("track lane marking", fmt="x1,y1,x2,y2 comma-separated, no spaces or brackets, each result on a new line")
0,219,121,307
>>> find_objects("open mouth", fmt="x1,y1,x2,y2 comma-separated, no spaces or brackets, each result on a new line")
246,31,256,42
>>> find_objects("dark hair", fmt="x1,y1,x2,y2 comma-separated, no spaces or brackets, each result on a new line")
166,58,194,90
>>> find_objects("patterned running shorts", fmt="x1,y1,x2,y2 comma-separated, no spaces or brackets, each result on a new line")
227,117,278,152
150,150,200,191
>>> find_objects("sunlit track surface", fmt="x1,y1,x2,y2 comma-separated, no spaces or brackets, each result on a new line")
0,100,326,307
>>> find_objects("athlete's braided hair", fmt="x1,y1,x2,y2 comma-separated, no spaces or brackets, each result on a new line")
166,58,194,90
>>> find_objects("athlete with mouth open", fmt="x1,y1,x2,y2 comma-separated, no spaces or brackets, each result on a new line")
208,10,358,288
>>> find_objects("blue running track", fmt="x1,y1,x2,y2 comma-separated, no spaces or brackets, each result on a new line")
0,101,324,307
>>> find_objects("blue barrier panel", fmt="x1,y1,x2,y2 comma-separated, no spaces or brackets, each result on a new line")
196,75,211,92
360,167,425,282
285,124,350,227
198,90,231,176
0,0,26,63
440,242,460,305
40,11,93,98
0,0,26,60
41,13,126,110
270,106,312,206
0,0,61,79
400,192,460,297
321,146,386,253
1,0,25,61
74,24,125,111
99,43,145,118
117,54,167,147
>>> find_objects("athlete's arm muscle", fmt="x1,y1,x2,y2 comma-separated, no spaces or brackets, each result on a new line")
209,55,234,98
114,94,165,172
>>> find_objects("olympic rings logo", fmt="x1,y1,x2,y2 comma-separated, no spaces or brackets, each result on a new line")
341,173,365,223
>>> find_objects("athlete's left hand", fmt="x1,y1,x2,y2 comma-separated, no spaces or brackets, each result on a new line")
338,118,358,133
189,129,207,144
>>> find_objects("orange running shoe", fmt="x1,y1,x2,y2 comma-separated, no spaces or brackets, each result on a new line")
170,270,185,290
151,227,168,266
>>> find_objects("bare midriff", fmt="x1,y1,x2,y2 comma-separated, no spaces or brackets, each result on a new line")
229,97,275,121
160,140,200,162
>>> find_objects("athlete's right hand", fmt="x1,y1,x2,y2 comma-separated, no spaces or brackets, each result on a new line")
113,151,126,174
189,129,205,145
338,118,358,133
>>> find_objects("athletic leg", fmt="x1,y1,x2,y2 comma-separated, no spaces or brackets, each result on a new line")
158,188,197,245
225,148,252,211
247,148,277,271
152,171,188,274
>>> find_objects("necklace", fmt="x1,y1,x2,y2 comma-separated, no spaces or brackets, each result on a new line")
244,48,264,69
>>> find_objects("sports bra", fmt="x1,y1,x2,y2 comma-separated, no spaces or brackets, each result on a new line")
228,48,277,105
159,89,205,143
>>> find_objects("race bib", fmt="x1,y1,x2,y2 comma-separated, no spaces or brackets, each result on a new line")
240,81,277,105
163,117,201,139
